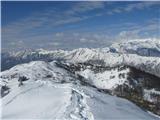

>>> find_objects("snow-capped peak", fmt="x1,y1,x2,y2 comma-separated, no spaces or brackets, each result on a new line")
110,38,160,57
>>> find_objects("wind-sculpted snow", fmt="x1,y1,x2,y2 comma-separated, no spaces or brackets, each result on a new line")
0,61,159,119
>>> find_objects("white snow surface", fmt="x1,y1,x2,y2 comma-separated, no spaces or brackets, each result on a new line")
1,39,160,119
123,54,160,77
78,67,129,90
64,48,123,67
68,50,160,78
2,83,71,119
64,48,160,77
0,61,159,120
111,38,160,57
1,61,72,84
3,39,160,77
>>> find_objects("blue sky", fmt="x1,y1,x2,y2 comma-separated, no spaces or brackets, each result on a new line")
1,1,160,51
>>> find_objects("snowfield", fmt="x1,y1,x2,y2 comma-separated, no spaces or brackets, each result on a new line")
2,83,71,119
1,60,160,120
1,81,159,120
78,67,129,90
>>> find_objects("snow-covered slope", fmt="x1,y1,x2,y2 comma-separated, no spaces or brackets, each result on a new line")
64,48,160,78
78,67,129,90
64,48,124,67
1,61,159,119
2,82,159,120
1,61,72,84
2,83,72,119
123,54,160,78
110,38,160,57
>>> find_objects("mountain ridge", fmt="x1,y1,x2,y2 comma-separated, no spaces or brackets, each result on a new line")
1,38,160,118
2,39,160,78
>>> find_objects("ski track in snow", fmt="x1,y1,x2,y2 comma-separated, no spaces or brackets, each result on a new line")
1,56,160,119
2,78,160,120
2,80,95,120
64,85,94,120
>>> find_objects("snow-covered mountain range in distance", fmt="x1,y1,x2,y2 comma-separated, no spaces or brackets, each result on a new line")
2,39,160,77
1,38,160,119
110,38,160,57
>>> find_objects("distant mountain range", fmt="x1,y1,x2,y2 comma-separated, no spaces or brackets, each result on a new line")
2,39,160,77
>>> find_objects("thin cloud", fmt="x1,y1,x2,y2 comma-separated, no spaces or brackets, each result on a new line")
2,1,158,37
70,1,105,13
124,2,159,12
2,2,159,51
106,2,159,15
2,1,105,40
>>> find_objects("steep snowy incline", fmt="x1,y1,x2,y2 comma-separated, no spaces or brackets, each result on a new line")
110,38,160,57
83,86,159,120
1,61,159,120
